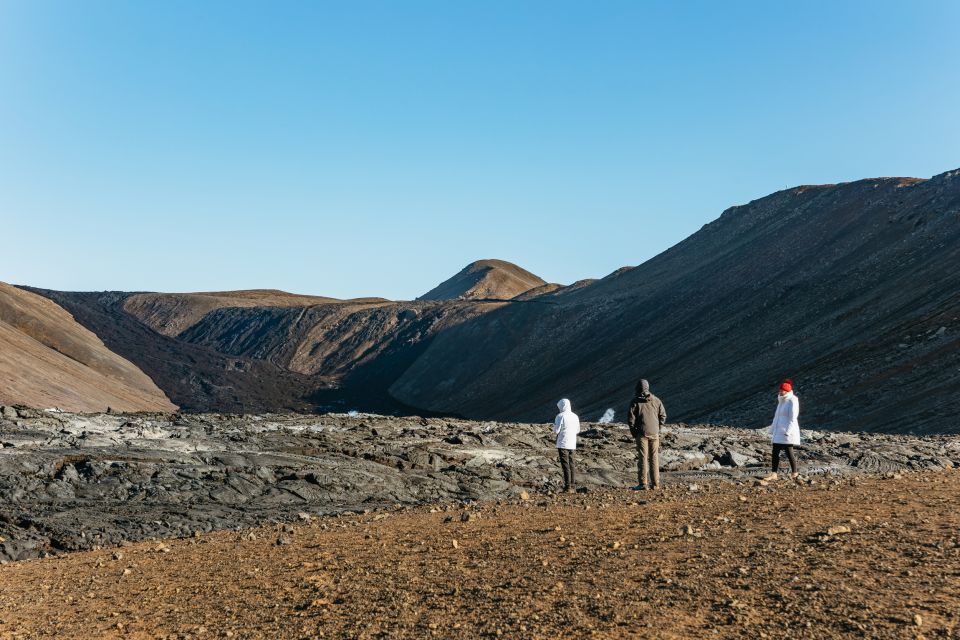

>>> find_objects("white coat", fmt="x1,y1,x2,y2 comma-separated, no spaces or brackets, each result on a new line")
553,399,580,450
769,391,801,445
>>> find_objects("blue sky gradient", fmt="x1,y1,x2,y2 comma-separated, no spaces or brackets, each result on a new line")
2,1,958,299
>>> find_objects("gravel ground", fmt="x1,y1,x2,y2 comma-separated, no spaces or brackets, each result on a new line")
0,471,957,639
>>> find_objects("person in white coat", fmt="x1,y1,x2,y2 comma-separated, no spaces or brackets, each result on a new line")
553,399,581,493
764,379,801,480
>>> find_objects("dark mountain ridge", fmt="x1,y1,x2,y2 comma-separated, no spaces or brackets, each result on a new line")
392,170,960,433
18,169,960,434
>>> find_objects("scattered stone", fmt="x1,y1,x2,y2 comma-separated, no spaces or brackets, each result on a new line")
825,526,851,536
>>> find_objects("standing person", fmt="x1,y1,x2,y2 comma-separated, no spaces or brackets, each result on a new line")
765,379,801,480
628,379,666,490
553,399,580,493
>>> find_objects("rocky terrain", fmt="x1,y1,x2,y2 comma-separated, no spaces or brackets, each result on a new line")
0,284,175,413
9,168,960,434
0,470,957,638
0,407,957,564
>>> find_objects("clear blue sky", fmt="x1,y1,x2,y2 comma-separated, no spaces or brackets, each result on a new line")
2,1,958,300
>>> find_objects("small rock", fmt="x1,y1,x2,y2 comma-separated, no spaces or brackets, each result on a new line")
682,525,695,536
276,537,292,546
518,490,530,501
452,539,459,549
913,614,923,627
826,525,851,536
460,512,478,523
297,512,312,522
112,552,123,561
611,541,621,550
688,484,700,492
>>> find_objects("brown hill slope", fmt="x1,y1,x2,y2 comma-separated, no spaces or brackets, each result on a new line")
24,289,352,414
417,259,546,301
123,289,345,337
29,288,502,414
0,283,175,412
392,170,960,433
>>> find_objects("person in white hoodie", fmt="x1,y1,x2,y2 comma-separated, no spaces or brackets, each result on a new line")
764,379,801,480
553,399,581,493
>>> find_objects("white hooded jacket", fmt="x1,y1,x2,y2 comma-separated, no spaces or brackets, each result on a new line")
553,399,580,450
769,391,801,446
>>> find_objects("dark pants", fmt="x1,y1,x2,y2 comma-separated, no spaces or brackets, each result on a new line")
558,449,575,489
772,443,798,474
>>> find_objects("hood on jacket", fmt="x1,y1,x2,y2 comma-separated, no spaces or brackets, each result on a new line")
557,398,572,413
635,379,650,395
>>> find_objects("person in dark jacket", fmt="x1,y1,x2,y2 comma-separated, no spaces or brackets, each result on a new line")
628,379,667,490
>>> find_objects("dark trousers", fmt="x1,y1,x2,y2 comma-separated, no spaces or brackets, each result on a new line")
772,443,798,474
558,449,576,489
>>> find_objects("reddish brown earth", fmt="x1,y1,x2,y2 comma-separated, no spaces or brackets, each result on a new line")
0,472,956,639
0,283,175,412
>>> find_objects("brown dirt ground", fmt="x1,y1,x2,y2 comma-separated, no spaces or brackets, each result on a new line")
0,472,958,639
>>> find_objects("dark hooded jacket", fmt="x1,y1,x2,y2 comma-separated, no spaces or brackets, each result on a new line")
628,380,666,438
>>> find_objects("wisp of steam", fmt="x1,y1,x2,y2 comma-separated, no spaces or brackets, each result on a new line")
598,408,615,424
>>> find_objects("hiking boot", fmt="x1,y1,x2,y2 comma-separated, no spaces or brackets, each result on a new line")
565,487,576,494
630,485,648,491
762,472,778,481
791,472,801,481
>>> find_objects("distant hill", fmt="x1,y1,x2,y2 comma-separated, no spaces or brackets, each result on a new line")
0,283,175,412
417,259,546,301
123,290,343,337
13,167,960,434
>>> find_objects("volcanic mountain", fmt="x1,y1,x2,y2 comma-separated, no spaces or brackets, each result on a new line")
13,168,960,433
392,169,960,433
417,259,547,301
0,283,175,412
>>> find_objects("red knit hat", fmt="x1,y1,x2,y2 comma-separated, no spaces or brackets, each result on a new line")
779,379,793,392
